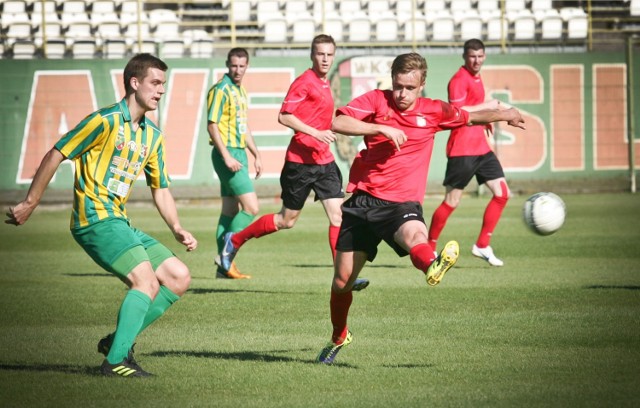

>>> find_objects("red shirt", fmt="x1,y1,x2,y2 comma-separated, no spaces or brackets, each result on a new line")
446,66,491,157
337,89,469,203
281,69,335,164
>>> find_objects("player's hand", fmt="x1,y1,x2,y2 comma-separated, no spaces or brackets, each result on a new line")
505,108,526,130
254,156,263,180
314,129,337,144
5,201,35,226
224,156,243,172
379,125,407,151
173,228,198,251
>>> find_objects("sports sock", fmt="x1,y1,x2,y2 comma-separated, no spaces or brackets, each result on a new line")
410,243,437,273
428,202,455,252
476,195,508,248
106,289,151,364
230,213,278,249
328,225,340,260
216,214,233,253
330,289,353,344
229,210,255,233
137,285,180,335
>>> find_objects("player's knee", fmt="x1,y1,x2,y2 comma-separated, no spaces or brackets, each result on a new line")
171,263,191,295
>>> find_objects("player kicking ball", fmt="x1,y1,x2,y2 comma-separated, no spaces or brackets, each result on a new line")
315,53,525,364
6,54,197,377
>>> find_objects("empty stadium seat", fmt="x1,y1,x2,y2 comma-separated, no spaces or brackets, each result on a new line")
510,10,536,41
536,9,563,40
561,7,588,39
485,14,508,41
632,0,640,16
263,18,288,43
430,14,456,41
103,39,128,59
189,38,214,58
323,17,344,42
257,1,283,27
458,13,484,41
291,18,316,43
43,39,66,58
402,18,427,43
348,18,372,42
12,40,37,59
160,40,185,58
230,0,253,23
284,0,312,25
119,0,149,26
5,21,32,47
375,17,399,42
71,39,98,58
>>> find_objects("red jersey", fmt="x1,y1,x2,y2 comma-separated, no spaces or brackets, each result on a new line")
281,69,335,164
337,89,469,203
446,66,491,157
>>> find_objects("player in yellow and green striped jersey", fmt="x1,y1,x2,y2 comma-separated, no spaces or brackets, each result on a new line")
6,53,198,378
206,47,262,279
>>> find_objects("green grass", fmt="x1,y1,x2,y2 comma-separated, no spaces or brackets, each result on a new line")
1,193,639,407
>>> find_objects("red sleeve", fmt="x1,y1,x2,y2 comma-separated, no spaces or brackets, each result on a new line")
438,100,469,129
447,71,468,107
336,90,379,122
280,78,307,115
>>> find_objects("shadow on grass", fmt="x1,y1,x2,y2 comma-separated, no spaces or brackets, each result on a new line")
292,263,404,269
188,288,316,295
585,285,640,290
382,363,434,369
0,362,100,376
147,349,357,368
64,273,112,277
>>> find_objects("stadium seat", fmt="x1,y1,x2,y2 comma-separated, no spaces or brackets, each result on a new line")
160,40,185,59
291,18,317,43
530,0,554,14
536,9,563,40
423,0,447,14
430,14,456,41
123,21,151,46
504,0,527,13
119,0,149,26
31,0,59,27
396,0,425,19
449,0,473,15
632,0,640,16
348,18,372,42
402,18,427,43
375,17,399,42
340,0,366,20
458,13,484,41
230,0,253,23
5,21,32,47
33,21,63,47
561,7,588,39
43,39,66,58
257,1,283,27
12,40,37,59
263,18,288,43
189,38,214,58
284,0,312,25
1,4,30,32
510,10,536,41
323,17,344,42
485,14,508,41
71,39,98,59
477,0,500,14
312,0,339,24
90,1,119,27
367,0,395,23
61,1,89,26
131,40,156,54
95,20,122,45
103,39,128,59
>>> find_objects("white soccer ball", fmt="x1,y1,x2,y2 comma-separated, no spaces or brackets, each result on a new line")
522,192,566,236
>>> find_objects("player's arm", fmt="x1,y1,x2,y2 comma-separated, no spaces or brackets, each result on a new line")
5,147,66,226
332,114,407,151
207,121,242,172
461,99,510,112
468,107,525,130
278,112,336,145
244,127,262,179
151,187,197,251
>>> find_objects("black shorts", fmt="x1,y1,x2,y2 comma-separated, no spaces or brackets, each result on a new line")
280,161,345,210
443,151,505,189
337,192,425,262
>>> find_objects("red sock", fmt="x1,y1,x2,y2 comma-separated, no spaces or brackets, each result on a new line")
328,225,340,260
410,243,437,273
330,289,352,344
476,195,508,248
231,214,278,249
428,202,455,252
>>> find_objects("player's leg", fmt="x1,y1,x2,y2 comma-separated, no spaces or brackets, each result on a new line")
472,152,509,266
428,157,474,252
314,161,346,259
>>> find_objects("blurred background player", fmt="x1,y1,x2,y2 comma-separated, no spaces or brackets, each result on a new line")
207,47,263,279
316,53,525,364
5,53,197,377
428,38,511,267
218,35,368,291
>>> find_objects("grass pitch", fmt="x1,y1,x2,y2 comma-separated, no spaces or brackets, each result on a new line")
1,193,639,407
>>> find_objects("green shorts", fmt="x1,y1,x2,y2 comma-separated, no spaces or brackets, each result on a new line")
212,147,255,197
71,217,175,280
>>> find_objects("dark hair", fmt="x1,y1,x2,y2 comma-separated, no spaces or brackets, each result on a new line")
311,34,336,54
391,53,428,83
227,47,250,63
463,38,485,56
123,53,168,96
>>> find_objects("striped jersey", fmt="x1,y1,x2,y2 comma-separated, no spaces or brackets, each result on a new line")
206,73,249,148
54,98,170,230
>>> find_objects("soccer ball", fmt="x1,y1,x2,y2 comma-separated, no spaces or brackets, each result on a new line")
522,192,566,236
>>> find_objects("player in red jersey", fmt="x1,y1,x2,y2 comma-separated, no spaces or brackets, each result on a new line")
428,38,510,267
218,34,368,290
315,53,525,364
